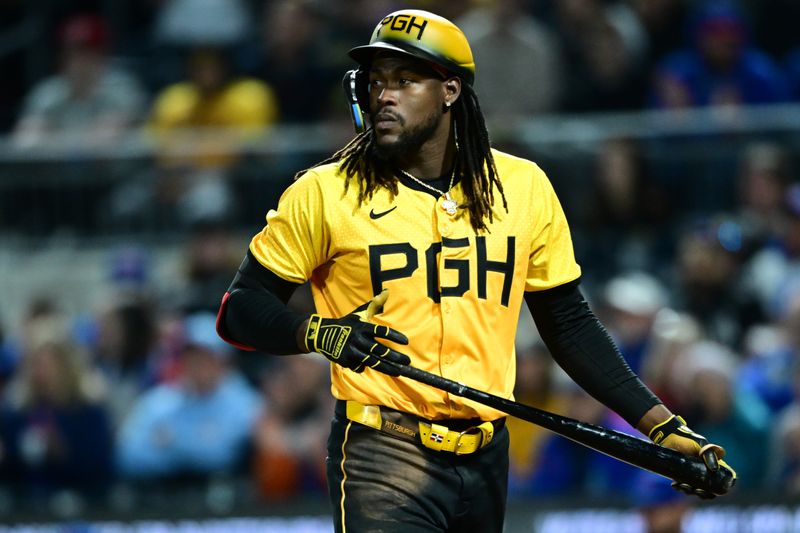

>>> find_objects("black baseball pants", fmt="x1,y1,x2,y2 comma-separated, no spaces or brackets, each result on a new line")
326,411,509,533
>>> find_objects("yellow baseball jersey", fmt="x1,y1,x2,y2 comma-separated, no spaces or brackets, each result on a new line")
250,149,581,421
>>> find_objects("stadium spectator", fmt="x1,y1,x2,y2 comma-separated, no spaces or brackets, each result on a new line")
12,13,146,148
514,386,644,501
506,339,569,498
0,327,113,503
735,142,792,247
154,0,250,47
320,0,400,75
89,294,160,428
253,354,330,500
146,44,278,226
248,0,340,124
631,469,691,533
738,284,800,414
457,0,565,118
599,271,669,375
734,143,794,315
671,340,771,491
649,1,791,109
671,217,755,349
581,138,676,281
626,0,690,63
639,309,703,410
171,219,243,315
116,312,260,482
739,183,800,325
552,0,651,112
147,0,253,95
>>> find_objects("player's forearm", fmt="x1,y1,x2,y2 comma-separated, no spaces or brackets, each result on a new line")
219,251,308,354
224,288,308,354
525,281,660,427
296,317,310,353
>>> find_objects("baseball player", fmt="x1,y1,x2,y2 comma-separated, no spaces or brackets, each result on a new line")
216,9,736,532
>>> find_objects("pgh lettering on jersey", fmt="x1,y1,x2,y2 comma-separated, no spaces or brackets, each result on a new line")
249,149,580,421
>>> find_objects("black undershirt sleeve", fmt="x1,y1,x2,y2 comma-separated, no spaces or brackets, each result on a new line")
220,251,308,355
524,279,660,428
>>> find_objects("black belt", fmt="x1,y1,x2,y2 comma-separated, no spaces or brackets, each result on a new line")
335,399,505,455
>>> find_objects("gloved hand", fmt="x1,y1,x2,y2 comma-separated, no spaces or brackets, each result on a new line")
304,289,411,376
649,414,737,499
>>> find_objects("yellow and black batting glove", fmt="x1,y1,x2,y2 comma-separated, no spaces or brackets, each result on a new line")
649,415,737,499
304,289,411,376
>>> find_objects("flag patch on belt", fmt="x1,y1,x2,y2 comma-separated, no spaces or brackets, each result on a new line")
430,433,444,443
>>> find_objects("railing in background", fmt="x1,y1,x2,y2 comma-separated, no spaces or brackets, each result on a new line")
0,104,797,241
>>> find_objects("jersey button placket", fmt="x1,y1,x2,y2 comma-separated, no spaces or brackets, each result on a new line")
438,235,455,372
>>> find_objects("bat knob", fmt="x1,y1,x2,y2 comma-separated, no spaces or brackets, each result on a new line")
701,448,719,471
707,460,736,495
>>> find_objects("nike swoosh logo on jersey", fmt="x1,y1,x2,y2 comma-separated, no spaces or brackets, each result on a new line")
369,206,397,219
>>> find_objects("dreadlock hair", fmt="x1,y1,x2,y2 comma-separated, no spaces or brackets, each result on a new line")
295,82,507,233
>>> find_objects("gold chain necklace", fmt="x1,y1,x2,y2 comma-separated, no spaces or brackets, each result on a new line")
398,169,458,215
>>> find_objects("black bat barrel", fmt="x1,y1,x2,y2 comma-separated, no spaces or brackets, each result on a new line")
387,362,735,496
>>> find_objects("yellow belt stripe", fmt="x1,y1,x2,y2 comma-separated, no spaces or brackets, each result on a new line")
339,420,352,533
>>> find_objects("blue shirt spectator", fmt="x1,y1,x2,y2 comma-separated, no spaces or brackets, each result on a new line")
649,1,790,108
738,344,796,414
116,312,261,480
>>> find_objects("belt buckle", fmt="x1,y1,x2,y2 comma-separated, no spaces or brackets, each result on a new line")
454,427,482,456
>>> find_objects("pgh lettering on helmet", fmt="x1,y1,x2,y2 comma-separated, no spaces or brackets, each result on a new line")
377,14,428,40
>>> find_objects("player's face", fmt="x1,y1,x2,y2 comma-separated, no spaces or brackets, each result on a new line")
368,54,451,158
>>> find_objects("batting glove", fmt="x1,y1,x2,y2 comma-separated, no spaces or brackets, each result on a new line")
304,289,411,376
649,414,737,499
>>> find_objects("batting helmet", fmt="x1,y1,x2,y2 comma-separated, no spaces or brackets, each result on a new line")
348,9,475,85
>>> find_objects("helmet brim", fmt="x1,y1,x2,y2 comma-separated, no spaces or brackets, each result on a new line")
348,42,410,66
348,41,474,85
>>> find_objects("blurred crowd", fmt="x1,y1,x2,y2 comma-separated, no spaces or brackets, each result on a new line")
2,0,800,135
0,0,800,232
0,0,798,524
0,223,333,515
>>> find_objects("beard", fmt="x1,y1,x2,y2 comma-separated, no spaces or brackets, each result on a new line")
370,109,442,164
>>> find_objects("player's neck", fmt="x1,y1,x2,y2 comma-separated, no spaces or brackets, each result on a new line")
401,126,456,180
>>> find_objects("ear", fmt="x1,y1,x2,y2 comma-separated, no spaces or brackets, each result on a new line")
442,77,462,109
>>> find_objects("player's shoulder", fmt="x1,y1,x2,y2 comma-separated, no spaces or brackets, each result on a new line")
287,161,349,196
491,148,549,183
293,161,345,184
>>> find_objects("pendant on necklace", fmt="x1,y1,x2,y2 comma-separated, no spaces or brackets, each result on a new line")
442,193,458,216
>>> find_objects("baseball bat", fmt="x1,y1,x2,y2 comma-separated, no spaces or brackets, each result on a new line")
380,360,735,496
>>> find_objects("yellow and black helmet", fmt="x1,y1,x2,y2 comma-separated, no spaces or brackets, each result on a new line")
348,9,475,85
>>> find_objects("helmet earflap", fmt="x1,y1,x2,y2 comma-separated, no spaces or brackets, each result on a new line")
342,68,370,133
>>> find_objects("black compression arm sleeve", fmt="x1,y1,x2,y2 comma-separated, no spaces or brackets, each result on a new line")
525,280,660,427
222,251,308,355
